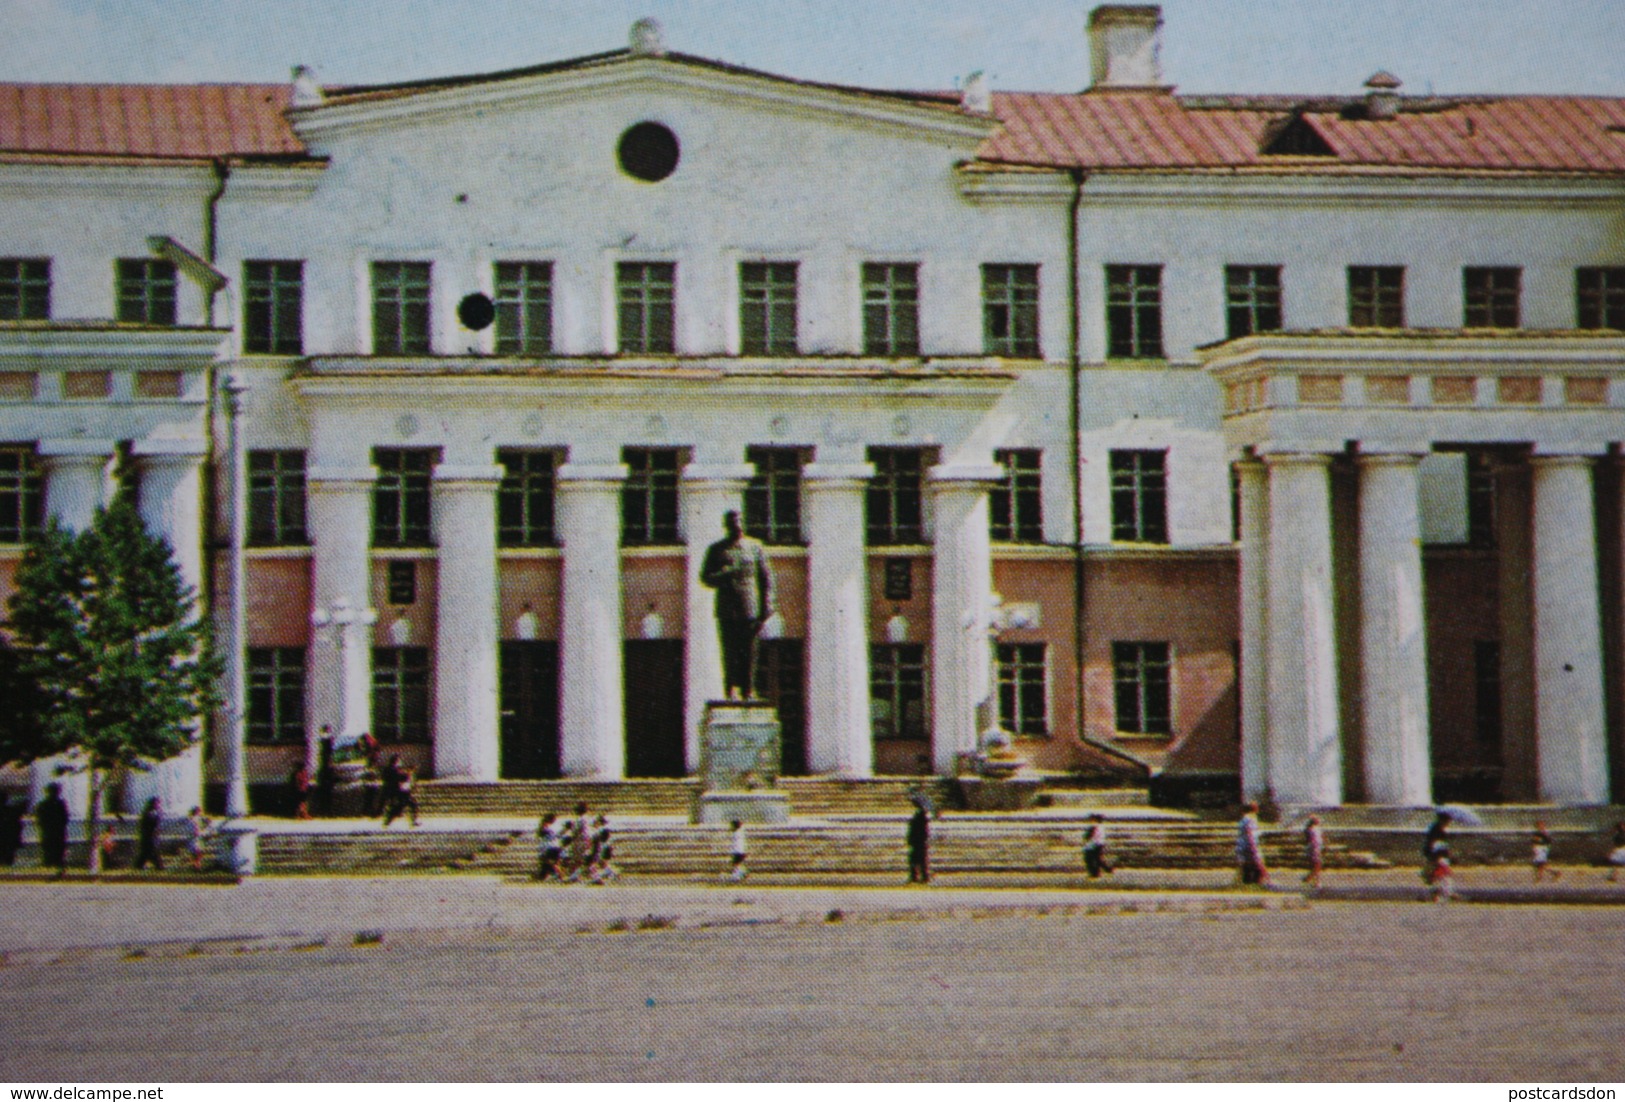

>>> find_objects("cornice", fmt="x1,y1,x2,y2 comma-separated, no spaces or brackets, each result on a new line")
0,160,217,199
0,325,228,364
1078,171,1625,208
1202,330,1625,379
957,167,1076,205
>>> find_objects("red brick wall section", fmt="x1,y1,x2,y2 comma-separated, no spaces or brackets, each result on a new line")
993,557,1078,771
370,559,437,649
498,557,561,640
242,555,313,646
623,555,687,638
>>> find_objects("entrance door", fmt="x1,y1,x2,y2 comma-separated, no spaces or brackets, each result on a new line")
500,641,559,779
624,639,686,777
755,639,807,775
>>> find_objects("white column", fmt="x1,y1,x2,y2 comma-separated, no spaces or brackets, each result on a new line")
1235,459,1270,801
431,463,504,780
123,447,208,813
556,463,627,777
803,462,874,776
1530,454,1610,804
1263,452,1342,806
928,463,1001,776
307,466,378,757
30,442,114,817
681,462,755,771
1357,451,1432,806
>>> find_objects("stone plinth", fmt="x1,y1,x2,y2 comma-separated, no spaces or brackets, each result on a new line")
695,701,789,823
957,773,1044,811
697,790,789,824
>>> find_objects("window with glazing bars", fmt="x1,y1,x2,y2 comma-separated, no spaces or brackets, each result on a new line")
862,263,920,356
1225,265,1282,339
372,448,435,547
1105,264,1164,359
998,642,1048,736
744,445,803,544
983,264,1040,357
1467,454,1497,549
247,449,307,546
871,643,927,740
1110,449,1168,544
617,262,675,353
494,261,552,354
740,262,798,355
372,262,432,354
866,447,925,545
1113,641,1170,735
1474,640,1502,746
1464,267,1521,328
373,646,430,742
621,447,681,545
0,259,50,320
991,448,1043,542
0,446,44,542
243,261,304,354
116,258,177,325
497,449,557,546
1577,267,1625,329
247,647,306,743
1348,266,1404,327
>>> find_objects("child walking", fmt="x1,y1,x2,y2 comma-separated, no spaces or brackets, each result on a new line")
727,819,748,882
1302,814,1324,889
1531,821,1560,882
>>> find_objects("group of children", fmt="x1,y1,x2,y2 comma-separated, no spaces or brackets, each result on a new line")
535,803,620,884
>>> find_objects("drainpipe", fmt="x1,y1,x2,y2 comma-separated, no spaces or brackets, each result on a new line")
1065,167,1152,782
201,157,230,795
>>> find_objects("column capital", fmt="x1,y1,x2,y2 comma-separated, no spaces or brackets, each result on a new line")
1260,451,1334,469
131,439,208,459
556,462,629,487
803,461,875,487
37,439,116,460
433,462,506,486
680,462,756,488
927,462,1004,488
1355,450,1426,469
308,464,380,486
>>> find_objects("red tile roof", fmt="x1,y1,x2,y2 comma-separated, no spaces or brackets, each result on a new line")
4,65,1625,177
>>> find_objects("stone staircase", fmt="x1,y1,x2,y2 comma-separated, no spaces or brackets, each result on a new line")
256,829,522,874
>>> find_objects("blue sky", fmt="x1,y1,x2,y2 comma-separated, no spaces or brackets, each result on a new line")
4,0,1623,96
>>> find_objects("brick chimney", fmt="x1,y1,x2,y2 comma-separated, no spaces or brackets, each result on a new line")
1088,5,1163,89
1364,71,1402,120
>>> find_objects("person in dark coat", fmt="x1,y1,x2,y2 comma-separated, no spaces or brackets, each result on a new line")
699,510,776,700
0,793,24,866
907,805,931,883
133,796,164,870
34,782,69,875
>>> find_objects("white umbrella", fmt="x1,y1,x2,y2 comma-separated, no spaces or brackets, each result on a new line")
1435,804,1485,827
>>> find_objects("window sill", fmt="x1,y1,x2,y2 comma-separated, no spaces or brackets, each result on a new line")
1110,731,1172,742
370,547,437,559
245,545,312,559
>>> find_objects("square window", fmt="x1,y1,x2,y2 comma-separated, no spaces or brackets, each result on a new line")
0,259,50,321
495,262,553,354
244,261,304,355
1464,267,1521,328
116,259,177,325
983,264,1040,357
1225,265,1282,339
740,263,798,356
618,262,676,354
1110,449,1168,544
372,262,432,355
1105,265,1164,359
862,263,920,357
1348,266,1405,327
1577,268,1625,329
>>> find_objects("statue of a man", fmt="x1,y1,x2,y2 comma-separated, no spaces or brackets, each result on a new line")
699,509,776,700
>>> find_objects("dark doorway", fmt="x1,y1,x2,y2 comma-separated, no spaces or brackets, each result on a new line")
499,641,559,779
624,639,686,777
755,638,807,775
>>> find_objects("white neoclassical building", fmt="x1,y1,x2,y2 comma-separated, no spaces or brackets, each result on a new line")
1,6,1623,813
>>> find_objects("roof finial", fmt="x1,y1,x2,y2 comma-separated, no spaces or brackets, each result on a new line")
290,65,324,108
630,18,666,57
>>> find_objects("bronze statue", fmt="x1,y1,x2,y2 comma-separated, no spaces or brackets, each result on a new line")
699,509,776,700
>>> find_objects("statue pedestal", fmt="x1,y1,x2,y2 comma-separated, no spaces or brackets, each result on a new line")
694,700,790,824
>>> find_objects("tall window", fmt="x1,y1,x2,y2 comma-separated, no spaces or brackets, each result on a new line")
247,647,306,743
372,261,432,354
0,445,44,543
866,447,926,545
1467,453,1497,549
998,642,1048,736
1348,265,1405,327
1577,267,1625,329
247,449,308,546
0,259,50,320
871,643,927,740
1110,449,1169,544
744,445,804,544
991,448,1043,543
372,448,435,547
1105,264,1164,359
116,259,177,325
740,262,798,356
494,261,552,354
244,261,304,355
1464,267,1521,328
373,646,430,743
621,447,681,546
498,449,557,547
1225,265,1282,339
983,264,1040,357
862,263,920,356
1474,640,1502,747
1113,641,1171,735
617,262,676,354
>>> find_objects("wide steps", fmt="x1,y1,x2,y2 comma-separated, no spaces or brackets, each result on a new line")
257,830,520,874
416,780,699,818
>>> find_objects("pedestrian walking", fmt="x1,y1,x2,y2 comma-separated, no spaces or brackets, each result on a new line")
1235,802,1268,886
590,818,620,884
1531,821,1560,882
1423,811,1455,900
728,819,748,881
380,757,420,828
1302,814,1325,889
1608,821,1625,883
906,805,931,883
34,782,68,875
94,824,118,869
289,761,313,820
562,802,590,881
134,796,164,871
1082,813,1113,879
186,806,213,872
535,812,563,881
0,793,23,866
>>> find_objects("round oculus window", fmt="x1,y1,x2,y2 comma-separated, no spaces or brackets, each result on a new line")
457,292,495,331
618,121,680,182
